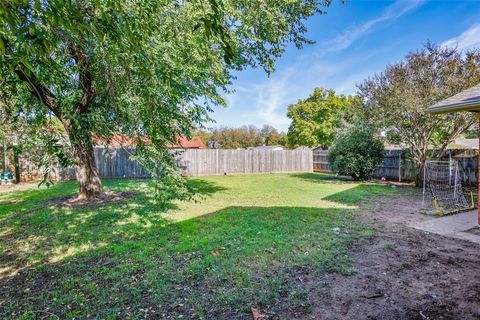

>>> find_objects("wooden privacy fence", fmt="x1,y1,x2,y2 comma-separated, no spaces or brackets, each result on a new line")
18,147,313,180
312,150,331,173
53,147,150,180
94,148,150,178
313,149,478,184
176,149,313,176
12,146,478,183
314,149,417,181
374,151,417,181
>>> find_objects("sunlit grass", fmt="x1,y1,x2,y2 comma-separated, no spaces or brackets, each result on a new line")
166,173,378,221
0,173,392,319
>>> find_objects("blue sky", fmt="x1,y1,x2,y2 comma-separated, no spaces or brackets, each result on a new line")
207,0,480,132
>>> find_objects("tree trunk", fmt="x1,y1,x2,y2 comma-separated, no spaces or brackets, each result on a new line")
415,159,426,188
70,132,103,200
13,151,20,183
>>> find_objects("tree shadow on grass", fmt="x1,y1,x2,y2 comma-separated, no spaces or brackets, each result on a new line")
0,175,393,318
0,178,227,215
289,173,394,207
290,172,354,184
0,178,228,281
187,178,228,195
0,205,371,320
322,183,395,206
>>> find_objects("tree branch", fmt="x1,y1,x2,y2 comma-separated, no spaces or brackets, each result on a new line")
56,30,95,115
434,117,476,160
69,45,95,115
14,65,62,119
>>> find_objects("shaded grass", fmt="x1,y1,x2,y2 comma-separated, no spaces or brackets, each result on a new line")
0,173,393,319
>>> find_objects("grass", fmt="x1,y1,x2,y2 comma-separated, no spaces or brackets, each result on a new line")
0,173,392,319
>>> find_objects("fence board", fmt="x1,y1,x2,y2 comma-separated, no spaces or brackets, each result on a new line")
8,147,313,180
176,149,312,176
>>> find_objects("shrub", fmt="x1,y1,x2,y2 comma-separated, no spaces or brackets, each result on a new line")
327,128,384,180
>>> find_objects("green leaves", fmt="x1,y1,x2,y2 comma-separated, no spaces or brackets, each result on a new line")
286,88,356,148
356,44,480,183
197,124,285,149
37,135,76,188
328,128,384,181
1,0,331,199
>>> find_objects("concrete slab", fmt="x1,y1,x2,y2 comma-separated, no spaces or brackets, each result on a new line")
455,231,480,244
410,210,480,244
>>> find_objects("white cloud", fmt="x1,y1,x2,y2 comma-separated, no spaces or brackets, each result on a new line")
238,52,387,130
242,58,353,130
325,0,425,52
227,1,427,131
441,23,480,51
242,69,294,128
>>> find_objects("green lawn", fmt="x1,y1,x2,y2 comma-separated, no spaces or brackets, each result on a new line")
0,173,391,319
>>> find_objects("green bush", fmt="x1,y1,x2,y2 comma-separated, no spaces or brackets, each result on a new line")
327,128,384,180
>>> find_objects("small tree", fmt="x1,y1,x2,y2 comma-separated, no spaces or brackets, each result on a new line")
328,128,384,180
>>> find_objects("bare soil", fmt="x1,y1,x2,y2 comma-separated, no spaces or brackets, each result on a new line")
45,190,136,208
25,191,135,214
300,186,480,320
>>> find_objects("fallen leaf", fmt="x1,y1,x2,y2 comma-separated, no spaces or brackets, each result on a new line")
211,250,220,256
251,305,266,320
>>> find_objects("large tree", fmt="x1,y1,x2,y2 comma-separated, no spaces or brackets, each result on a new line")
0,0,332,200
286,88,357,148
356,44,480,185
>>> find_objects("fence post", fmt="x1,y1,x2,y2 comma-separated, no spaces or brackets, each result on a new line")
398,152,401,182
422,163,427,207
449,151,452,185
244,150,247,174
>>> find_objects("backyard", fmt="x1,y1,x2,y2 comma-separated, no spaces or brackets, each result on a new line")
1,173,479,319
0,173,385,319
3,1,480,319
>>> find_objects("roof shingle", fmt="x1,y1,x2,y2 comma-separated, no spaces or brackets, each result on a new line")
428,84,480,114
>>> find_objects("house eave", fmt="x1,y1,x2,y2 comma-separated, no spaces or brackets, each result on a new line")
427,100,480,114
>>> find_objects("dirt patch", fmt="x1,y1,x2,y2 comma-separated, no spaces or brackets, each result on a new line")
16,191,137,215
301,187,480,320
45,190,136,208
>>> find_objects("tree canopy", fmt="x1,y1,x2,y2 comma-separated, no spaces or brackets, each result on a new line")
286,88,357,148
0,0,332,199
356,44,480,185
195,124,285,149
